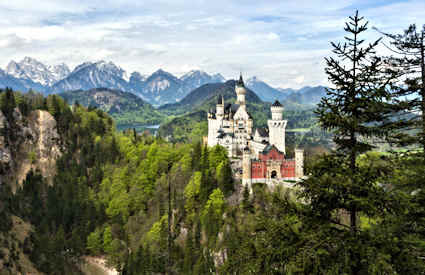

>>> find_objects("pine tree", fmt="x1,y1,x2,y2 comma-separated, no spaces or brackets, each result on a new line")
183,227,194,274
375,24,425,151
375,24,425,271
0,87,16,121
191,141,202,171
315,10,393,231
241,184,252,213
217,159,234,196
297,11,399,274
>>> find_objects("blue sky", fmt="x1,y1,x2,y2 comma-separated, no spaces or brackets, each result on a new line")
0,0,424,88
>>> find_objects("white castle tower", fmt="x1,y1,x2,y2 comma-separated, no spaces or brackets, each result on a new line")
242,146,252,188
267,100,287,154
216,95,224,118
235,74,246,106
207,95,225,146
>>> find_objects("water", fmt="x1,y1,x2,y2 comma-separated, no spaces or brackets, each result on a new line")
116,124,161,132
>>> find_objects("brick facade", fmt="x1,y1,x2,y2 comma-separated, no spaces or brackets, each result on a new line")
251,146,296,179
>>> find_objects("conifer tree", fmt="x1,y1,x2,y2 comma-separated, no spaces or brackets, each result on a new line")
375,24,425,271
315,10,393,231
0,87,16,121
375,24,425,150
297,11,398,274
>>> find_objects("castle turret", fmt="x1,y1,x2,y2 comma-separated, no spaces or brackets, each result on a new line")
295,148,304,178
235,74,247,105
216,95,224,117
268,100,287,154
271,100,283,120
242,146,252,188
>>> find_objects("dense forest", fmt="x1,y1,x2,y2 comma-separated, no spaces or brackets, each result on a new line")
59,88,166,128
1,11,425,275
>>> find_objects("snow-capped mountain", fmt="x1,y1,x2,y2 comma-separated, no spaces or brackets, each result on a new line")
137,69,184,105
128,72,148,99
6,57,70,86
180,70,225,94
48,63,71,82
2,56,324,106
246,76,290,102
50,61,130,94
0,68,47,93
128,69,226,105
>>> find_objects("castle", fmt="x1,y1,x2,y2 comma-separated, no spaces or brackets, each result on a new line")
207,75,304,188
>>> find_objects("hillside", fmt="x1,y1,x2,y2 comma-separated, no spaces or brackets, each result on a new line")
59,88,165,128
158,110,208,142
159,80,264,115
0,88,237,274
0,79,421,274
284,86,327,106
246,76,290,102
157,80,329,146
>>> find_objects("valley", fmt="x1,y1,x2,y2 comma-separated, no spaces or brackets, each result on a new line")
1,1,424,274
0,58,329,148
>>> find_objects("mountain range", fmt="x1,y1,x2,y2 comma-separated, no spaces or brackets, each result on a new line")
0,57,226,105
0,56,326,106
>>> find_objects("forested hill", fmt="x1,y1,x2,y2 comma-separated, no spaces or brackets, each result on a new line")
159,80,263,116
59,88,166,127
1,78,424,274
0,87,235,274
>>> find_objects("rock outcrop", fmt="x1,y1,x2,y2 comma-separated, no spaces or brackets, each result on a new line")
0,111,11,179
0,108,62,189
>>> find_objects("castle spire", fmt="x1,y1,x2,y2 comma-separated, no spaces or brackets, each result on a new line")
217,94,223,105
238,73,245,87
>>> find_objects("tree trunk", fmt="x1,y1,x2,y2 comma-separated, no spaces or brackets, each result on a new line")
420,36,425,155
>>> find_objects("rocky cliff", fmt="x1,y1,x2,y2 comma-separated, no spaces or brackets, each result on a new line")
0,108,62,190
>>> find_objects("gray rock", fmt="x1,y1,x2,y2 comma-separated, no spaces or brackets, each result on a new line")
0,111,11,167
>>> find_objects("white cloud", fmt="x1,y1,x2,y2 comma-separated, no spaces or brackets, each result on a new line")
0,0,423,88
294,75,305,84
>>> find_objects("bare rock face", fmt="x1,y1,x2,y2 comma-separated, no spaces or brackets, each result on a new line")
33,110,62,179
0,111,11,170
0,108,62,189
16,110,62,186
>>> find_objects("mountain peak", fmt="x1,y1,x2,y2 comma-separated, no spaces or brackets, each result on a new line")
22,56,41,64
130,71,147,80
94,60,120,71
5,56,69,86
71,61,126,79
152,68,172,76
72,62,94,73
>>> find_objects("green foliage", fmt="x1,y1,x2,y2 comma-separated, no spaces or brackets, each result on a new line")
59,88,166,129
0,183,14,232
216,158,234,196
5,25,425,273
201,188,225,245
0,88,16,120
378,24,425,151
87,227,104,255
158,111,208,143
184,172,202,220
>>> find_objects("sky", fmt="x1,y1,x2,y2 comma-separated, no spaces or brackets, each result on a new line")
0,0,424,89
